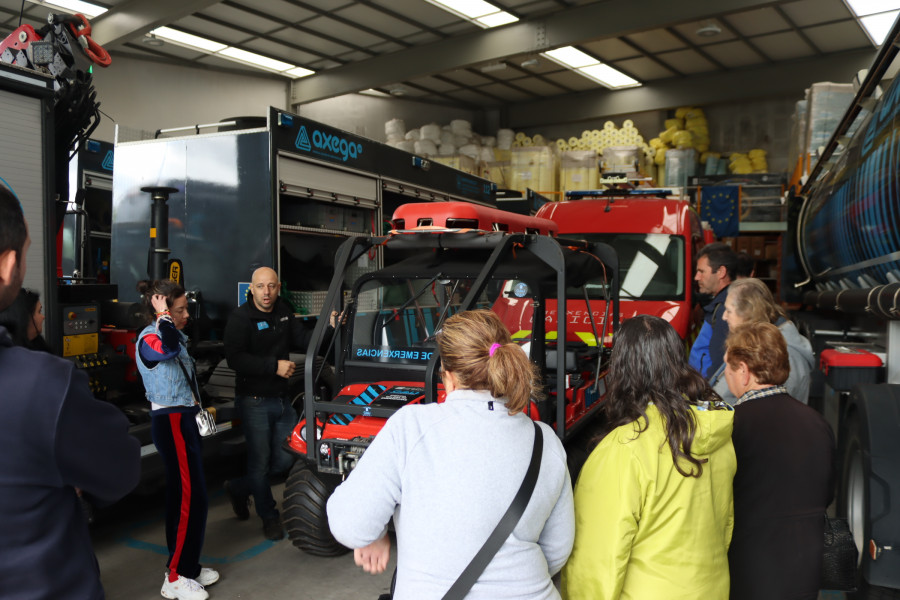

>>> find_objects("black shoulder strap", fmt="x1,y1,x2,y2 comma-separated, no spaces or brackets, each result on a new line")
441,421,544,600
175,357,203,409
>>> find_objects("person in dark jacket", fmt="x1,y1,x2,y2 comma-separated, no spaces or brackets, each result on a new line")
0,185,141,600
689,242,736,377
223,266,335,540
724,322,835,600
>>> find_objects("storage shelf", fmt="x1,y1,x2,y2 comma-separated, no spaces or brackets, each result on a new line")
739,222,787,232
279,224,371,237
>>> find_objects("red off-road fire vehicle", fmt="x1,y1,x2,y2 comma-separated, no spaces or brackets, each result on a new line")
281,203,619,556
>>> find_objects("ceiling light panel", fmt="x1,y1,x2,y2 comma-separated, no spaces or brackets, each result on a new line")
845,0,900,16
543,47,598,69
859,10,899,44
542,46,642,89
477,12,518,27
29,0,107,17
424,0,518,28
428,0,503,19
217,47,295,72
152,27,227,53
149,27,315,78
579,63,640,88
286,66,315,78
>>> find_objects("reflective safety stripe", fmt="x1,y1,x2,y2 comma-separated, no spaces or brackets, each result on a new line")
328,384,388,425
575,331,598,346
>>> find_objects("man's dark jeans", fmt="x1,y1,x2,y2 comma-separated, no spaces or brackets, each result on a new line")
230,395,297,520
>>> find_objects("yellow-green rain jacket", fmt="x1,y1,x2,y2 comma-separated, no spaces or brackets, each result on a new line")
562,404,736,600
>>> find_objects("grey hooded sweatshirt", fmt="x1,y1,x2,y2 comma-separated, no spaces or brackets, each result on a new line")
711,318,814,405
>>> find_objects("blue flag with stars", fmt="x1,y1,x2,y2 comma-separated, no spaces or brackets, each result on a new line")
700,185,739,238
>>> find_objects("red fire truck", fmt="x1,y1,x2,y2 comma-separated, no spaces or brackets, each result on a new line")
536,187,706,340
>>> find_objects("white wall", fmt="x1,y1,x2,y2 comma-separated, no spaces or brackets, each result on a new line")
295,93,479,142
704,97,795,173
89,55,290,143
89,56,482,145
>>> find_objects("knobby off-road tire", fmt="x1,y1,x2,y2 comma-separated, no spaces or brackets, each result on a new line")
282,462,349,556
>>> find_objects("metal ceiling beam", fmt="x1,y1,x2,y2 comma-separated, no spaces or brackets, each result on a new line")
291,0,780,104
506,48,876,129
89,0,222,48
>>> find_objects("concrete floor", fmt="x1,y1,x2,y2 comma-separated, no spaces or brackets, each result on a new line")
92,476,396,600
92,471,847,600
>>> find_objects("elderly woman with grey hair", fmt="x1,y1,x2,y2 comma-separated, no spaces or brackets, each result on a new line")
709,277,814,405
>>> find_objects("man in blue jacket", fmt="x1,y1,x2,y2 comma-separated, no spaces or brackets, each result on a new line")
689,242,736,378
0,186,141,599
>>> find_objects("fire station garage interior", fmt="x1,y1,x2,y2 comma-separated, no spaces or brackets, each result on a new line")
2,0,900,598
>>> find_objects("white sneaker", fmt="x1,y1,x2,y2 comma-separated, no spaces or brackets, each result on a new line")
196,568,219,587
160,573,209,600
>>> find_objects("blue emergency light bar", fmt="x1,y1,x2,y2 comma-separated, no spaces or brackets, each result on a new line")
565,189,674,200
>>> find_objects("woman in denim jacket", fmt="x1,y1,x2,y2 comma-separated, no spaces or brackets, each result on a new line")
136,279,219,600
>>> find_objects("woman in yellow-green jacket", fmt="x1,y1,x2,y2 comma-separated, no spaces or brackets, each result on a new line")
562,315,737,600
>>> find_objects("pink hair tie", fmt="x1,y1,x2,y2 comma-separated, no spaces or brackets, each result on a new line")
489,343,502,357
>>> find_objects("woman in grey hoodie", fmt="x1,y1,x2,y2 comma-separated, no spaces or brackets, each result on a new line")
327,309,574,600
709,278,815,404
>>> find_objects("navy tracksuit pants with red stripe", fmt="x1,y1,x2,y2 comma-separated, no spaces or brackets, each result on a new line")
152,406,207,581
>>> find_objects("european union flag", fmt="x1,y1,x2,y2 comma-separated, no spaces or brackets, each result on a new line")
700,185,739,238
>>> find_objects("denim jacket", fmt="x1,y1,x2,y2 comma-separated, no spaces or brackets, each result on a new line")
136,324,196,407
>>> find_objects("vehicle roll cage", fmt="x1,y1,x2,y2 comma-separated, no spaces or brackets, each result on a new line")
302,230,619,462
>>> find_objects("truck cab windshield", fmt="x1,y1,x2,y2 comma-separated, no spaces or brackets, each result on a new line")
568,233,684,300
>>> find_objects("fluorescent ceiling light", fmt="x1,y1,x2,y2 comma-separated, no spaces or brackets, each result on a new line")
425,0,518,28
286,66,315,78
543,47,598,69
218,47,293,72
859,10,899,44
845,0,900,16
476,11,517,27
30,0,106,17
427,0,501,18
543,46,641,89
579,63,640,88
152,27,226,53
150,27,314,78
845,0,900,45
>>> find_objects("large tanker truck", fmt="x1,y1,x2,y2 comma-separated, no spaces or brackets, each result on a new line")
790,17,900,597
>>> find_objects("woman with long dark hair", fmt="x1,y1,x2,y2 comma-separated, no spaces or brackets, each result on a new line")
562,315,736,600
0,288,50,352
135,279,218,600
